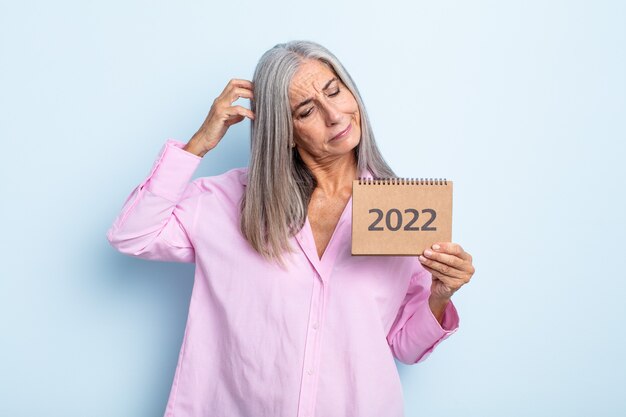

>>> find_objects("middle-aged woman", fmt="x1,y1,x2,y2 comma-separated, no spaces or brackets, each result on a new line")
107,40,475,417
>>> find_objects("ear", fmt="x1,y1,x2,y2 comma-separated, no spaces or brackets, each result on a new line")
291,129,300,143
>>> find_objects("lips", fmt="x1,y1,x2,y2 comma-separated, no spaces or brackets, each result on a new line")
330,122,352,141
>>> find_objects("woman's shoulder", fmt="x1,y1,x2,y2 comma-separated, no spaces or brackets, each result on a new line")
190,166,249,197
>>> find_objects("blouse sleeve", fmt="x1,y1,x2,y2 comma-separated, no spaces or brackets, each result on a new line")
105,139,204,263
386,265,460,365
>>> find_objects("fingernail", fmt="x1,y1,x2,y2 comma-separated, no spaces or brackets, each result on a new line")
419,255,427,262
432,244,440,250
424,249,432,256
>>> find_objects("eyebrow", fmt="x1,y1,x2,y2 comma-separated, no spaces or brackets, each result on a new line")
292,77,338,114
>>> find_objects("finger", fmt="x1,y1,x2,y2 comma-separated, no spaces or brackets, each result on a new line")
226,78,254,91
432,242,471,262
226,105,255,121
422,248,466,270
217,79,254,101
224,114,244,127
217,87,253,106
424,264,467,292
421,265,456,288
418,255,466,279
226,87,254,103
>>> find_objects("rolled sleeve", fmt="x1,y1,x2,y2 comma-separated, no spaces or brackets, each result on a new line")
386,267,460,365
409,295,460,363
105,138,204,263
144,139,202,203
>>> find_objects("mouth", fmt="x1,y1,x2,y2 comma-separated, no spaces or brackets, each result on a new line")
330,122,352,141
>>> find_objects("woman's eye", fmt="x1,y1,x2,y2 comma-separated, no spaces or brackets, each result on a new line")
329,89,340,97
300,108,313,118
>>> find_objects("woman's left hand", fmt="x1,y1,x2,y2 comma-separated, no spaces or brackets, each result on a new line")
418,242,475,300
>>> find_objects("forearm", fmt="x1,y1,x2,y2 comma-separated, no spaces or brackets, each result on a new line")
183,138,210,158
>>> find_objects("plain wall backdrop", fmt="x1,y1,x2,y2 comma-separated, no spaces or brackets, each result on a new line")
1,0,625,416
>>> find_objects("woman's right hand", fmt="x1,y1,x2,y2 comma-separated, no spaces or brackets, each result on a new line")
183,79,255,157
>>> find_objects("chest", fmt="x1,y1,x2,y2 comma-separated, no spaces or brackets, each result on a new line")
307,193,351,260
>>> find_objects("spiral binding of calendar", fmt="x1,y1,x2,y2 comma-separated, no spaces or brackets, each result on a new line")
357,177,448,185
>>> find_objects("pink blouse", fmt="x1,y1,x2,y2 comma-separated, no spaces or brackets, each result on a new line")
106,139,460,417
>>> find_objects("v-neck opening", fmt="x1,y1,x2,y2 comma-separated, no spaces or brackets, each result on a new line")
294,167,371,275
307,195,353,262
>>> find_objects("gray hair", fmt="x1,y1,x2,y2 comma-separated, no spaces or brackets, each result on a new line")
240,40,396,268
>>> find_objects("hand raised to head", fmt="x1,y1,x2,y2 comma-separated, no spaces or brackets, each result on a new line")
183,78,255,157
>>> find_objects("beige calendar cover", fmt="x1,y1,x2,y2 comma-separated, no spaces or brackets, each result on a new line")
351,178,453,256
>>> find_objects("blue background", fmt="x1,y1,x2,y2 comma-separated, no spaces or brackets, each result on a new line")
1,1,625,416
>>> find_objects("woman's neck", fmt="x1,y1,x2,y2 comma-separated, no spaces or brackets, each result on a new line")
306,153,358,197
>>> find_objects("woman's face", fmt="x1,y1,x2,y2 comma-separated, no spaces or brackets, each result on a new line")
288,59,361,165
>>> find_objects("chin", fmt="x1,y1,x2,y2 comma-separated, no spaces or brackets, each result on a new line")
342,132,361,154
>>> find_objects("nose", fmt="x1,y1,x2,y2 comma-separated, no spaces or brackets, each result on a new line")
322,99,342,126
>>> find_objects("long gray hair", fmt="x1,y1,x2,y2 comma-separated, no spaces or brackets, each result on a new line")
240,40,396,268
